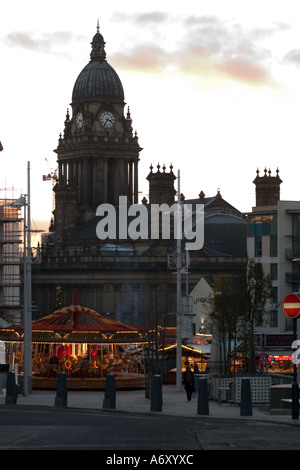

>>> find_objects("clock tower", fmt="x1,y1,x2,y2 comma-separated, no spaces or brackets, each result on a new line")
53,23,142,240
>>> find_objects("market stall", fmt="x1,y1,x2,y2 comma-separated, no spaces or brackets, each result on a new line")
0,305,147,390
158,342,211,384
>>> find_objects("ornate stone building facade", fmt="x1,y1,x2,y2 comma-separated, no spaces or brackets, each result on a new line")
32,26,247,334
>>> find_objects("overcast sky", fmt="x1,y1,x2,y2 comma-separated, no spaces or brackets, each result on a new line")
1,0,300,233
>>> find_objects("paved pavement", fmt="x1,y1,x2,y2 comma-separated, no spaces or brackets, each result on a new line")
1,384,300,425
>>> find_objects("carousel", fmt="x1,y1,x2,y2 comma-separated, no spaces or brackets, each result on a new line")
0,305,148,390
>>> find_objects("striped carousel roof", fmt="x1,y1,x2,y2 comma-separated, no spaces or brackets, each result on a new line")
13,305,137,332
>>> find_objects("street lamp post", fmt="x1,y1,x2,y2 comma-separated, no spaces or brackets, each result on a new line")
23,161,32,396
176,170,182,392
292,316,299,420
283,291,300,420
5,162,32,395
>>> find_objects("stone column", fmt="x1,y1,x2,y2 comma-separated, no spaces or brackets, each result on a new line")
124,160,129,199
103,158,108,202
67,160,73,184
78,160,83,204
118,158,125,197
82,158,89,205
128,161,133,204
58,162,63,183
73,160,78,188
134,160,138,204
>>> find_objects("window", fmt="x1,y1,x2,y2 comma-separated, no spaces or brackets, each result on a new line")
270,263,278,281
249,223,256,236
292,214,300,256
285,317,293,331
249,214,278,257
270,235,277,257
270,286,278,304
270,310,278,328
255,310,263,327
262,222,270,235
249,221,262,236
255,236,262,257
248,214,276,236
271,214,277,235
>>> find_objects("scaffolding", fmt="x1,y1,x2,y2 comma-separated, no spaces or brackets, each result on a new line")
0,199,22,324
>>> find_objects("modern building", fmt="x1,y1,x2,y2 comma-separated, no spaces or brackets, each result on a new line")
247,167,298,371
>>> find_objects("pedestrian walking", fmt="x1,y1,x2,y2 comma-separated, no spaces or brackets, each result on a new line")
183,364,195,401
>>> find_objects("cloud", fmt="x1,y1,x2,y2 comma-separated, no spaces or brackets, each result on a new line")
5,31,83,55
249,22,290,40
284,48,300,66
176,16,274,86
215,56,271,84
5,14,289,88
113,44,167,72
6,32,37,50
112,11,169,26
112,14,275,87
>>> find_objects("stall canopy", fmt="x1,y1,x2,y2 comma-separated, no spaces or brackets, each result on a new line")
158,343,211,357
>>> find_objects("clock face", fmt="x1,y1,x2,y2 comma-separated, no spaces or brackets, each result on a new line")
100,111,115,129
76,112,83,129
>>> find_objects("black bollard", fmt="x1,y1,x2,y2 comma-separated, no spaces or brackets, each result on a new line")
5,371,17,405
151,374,162,412
103,373,116,409
55,372,68,407
197,377,209,415
240,377,252,416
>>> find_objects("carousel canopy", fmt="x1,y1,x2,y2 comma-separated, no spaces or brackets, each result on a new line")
0,305,145,344
20,305,137,332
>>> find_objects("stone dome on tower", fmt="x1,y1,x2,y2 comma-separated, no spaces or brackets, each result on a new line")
72,23,124,103
53,22,142,241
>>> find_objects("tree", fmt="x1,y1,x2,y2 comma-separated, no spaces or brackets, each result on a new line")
206,260,272,375
243,259,272,373
207,276,243,375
